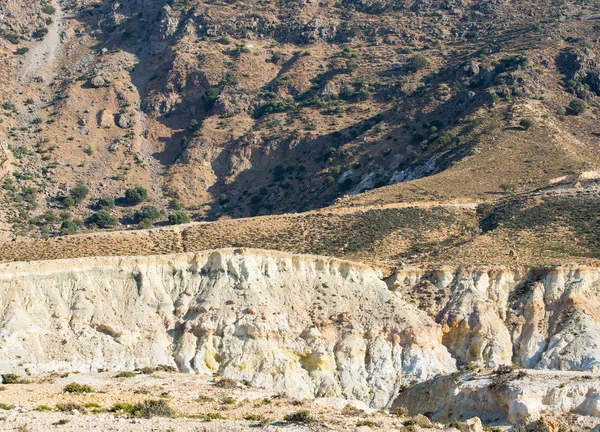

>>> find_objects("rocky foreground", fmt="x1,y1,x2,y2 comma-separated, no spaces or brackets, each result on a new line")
0,371,448,432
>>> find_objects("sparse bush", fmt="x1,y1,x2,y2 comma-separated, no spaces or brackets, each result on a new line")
97,196,115,210
1,374,25,384
284,410,313,423
56,403,85,412
168,211,191,225
70,183,89,204
138,218,153,229
569,99,587,115
214,377,237,389
63,383,94,393
134,399,174,418
35,405,54,411
125,186,148,205
407,54,429,71
0,403,13,410
42,4,56,14
62,196,76,208
60,220,79,235
52,419,70,426
115,371,136,378
519,118,534,130
202,88,220,110
133,205,161,223
88,210,117,228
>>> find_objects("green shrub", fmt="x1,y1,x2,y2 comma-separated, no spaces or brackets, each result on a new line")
70,183,89,204
168,211,191,225
1,374,24,384
56,402,85,412
407,54,429,71
188,119,200,132
202,88,220,110
52,419,70,426
63,383,94,393
60,220,79,235
284,410,313,423
42,4,56,14
110,403,137,415
0,403,13,410
134,399,174,418
138,218,153,229
569,99,586,115
35,405,54,411
115,371,136,378
97,196,115,210
125,186,148,205
170,199,183,210
519,118,534,130
89,210,117,228
133,205,161,222
62,196,75,208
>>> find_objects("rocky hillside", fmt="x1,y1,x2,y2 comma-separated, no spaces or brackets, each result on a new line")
0,0,600,242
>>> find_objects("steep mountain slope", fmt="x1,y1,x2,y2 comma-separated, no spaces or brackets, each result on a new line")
0,0,600,243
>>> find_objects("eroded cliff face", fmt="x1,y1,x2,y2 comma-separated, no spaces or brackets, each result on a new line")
0,249,455,408
388,266,600,371
393,369,600,425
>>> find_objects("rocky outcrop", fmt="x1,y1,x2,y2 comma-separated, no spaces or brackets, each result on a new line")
388,266,600,371
0,249,455,408
393,369,600,426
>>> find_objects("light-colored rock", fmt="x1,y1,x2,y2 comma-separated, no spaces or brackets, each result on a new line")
0,249,456,408
98,108,113,127
90,75,106,88
393,369,600,425
464,417,483,432
388,266,600,370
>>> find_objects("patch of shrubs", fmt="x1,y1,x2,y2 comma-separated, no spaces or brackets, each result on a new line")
168,211,191,225
63,383,94,393
284,410,313,423
111,399,174,418
88,210,118,228
125,186,148,205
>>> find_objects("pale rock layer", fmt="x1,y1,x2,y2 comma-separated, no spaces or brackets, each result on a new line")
388,266,600,370
393,370,600,425
0,249,455,408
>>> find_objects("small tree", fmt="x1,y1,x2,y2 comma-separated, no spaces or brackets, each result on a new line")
70,183,89,204
519,118,534,130
89,210,117,228
125,186,148,205
201,88,220,110
407,54,429,72
569,99,587,115
63,196,75,208
133,205,161,223
168,211,191,225
138,218,153,229
60,220,79,235
97,196,115,210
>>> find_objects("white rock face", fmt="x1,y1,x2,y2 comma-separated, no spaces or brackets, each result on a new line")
388,266,600,370
0,249,456,408
393,369,600,426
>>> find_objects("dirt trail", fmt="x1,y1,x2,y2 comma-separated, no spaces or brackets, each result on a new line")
19,0,63,83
